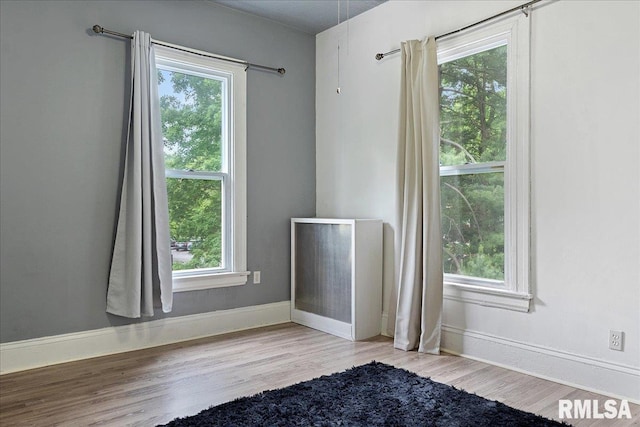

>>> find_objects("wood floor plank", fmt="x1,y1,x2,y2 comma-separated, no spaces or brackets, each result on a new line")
0,323,637,426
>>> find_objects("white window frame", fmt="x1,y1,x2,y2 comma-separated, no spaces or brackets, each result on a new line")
155,44,248,292
437,14,531,312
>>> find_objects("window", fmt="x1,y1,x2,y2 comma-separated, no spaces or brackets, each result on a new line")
155,45,248,291
437,15,531,311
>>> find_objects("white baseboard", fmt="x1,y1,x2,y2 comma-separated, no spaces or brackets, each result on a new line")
4,306,638,403
441,324,640,403
0,301,291,375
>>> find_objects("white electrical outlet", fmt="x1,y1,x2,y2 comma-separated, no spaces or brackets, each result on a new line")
609,330,623,351
253,271,261,284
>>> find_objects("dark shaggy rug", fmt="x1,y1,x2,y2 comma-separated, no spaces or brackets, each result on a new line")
160,361,566,426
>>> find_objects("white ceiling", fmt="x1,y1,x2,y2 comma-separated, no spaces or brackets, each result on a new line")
210,0,387,35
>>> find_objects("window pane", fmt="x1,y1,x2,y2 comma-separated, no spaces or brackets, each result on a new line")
439,45,507,166
158,69,224,172
441,172,504,281
167,178,223,270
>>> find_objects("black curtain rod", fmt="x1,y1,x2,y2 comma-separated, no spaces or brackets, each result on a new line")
92,25,285,75
375,0,544,61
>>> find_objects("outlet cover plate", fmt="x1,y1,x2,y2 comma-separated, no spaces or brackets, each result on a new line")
609,330,624,351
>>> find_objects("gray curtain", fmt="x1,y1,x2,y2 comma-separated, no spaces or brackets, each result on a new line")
392,37,443,354
107,31,173,318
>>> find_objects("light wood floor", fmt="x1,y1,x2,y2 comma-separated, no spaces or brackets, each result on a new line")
0,323,638,426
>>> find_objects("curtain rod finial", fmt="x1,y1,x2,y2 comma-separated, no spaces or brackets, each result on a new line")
278,68,286,75
92,25,103,34
375,53,384,60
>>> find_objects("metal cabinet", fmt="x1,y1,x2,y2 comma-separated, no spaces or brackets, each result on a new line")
291,218,382,341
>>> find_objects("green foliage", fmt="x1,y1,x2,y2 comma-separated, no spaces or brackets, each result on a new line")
161,71,223,171
167,178,222,270
441,174,504,280
439,45,507,280
159,69,224,270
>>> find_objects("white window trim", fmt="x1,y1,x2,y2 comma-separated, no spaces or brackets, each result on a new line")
155,44,248,291
437,14,531,311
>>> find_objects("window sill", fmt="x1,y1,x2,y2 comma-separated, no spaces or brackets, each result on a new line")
443,282,532,312
173,271,250,292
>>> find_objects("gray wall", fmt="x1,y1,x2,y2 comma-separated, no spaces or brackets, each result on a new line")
0,0,316,343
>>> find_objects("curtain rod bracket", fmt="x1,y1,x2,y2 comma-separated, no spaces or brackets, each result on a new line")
521,7,529,17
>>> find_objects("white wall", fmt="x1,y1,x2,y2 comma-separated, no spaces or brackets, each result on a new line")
316,0,639,400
